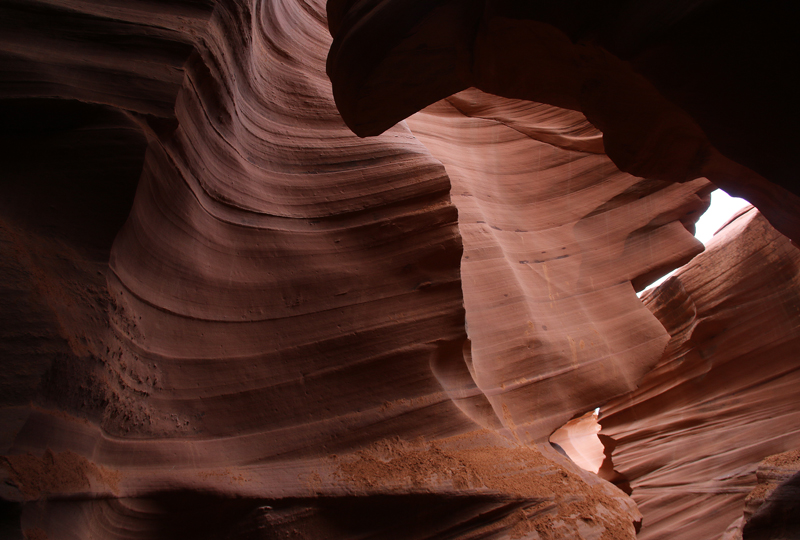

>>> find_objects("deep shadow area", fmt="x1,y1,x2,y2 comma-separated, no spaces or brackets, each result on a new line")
0,98,146,257
743,471,800,540
25,492,529,539
0,500,23,540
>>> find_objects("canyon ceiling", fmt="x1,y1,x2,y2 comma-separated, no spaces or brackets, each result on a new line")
1,0,798,539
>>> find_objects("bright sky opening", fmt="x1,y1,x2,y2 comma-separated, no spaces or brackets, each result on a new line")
640,189,751,293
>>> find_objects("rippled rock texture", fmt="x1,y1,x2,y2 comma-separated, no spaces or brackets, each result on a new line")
600,209,800,539
1,0,641,538
327,0,800,244
1,0,798,539
407,89,710,444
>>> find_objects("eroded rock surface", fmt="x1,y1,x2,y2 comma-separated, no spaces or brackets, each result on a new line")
1,0,643,538
600,208,800,539
327,0,800,244
720,449,800,540
1,0,798,539
735,451,800,540
407,89,710,444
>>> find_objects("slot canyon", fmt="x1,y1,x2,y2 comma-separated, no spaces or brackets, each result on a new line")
1,0,798,538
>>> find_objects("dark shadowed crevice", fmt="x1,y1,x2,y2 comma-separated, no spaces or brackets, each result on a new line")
597,433,633,496
0,98,148,433
0,98,147,257
741,471,800,540
0,500,23,540
23,493,534,540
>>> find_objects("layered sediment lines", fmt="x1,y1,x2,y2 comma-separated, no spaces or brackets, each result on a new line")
0,0,214,116
5,0,797,538
600,208,800,539
326,0,800,245
4,0,467,491
2,0,642,538
407,89,711,444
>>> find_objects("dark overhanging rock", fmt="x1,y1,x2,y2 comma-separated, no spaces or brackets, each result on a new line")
326,0,800,244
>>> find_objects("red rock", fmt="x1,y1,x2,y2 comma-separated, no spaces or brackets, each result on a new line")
734,451,800,540
3,0,799,538
1,0,639,538
326,0,800,245
550,410,605,475
407,89,710,443
600,208,800,539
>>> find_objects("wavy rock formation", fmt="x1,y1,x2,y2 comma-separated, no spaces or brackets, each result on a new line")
600,208,800,539
327,0,800,244
2,0,798,539
407,89,710,444
0,0,648,538
3,0,467,513
325,5,800,535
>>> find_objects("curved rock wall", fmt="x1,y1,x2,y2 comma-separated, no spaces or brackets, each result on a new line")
2,0,798,539
407,89,711,443
2,0,641,538
4,0,467,483
600,208,800,539
326,0,800,245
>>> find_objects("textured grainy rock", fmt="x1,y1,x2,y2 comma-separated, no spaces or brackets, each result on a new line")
748,452,800,540
1,0,642,538
600,208,800,539
721,450,800,540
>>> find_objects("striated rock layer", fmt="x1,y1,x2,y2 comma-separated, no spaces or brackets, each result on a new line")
325,4,800,535
3,0,798,538
326,0,800,245
600,208,800,539
407,89,711,444
2,0,463,510
0,0,650,538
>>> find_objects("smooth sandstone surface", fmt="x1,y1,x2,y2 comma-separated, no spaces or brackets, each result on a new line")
2,0,467,491
0,0,644,538
1,0,799,539
407,89,710,444
600,208,800,539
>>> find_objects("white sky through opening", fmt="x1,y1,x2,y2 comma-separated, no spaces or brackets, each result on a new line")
640,189,750,293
